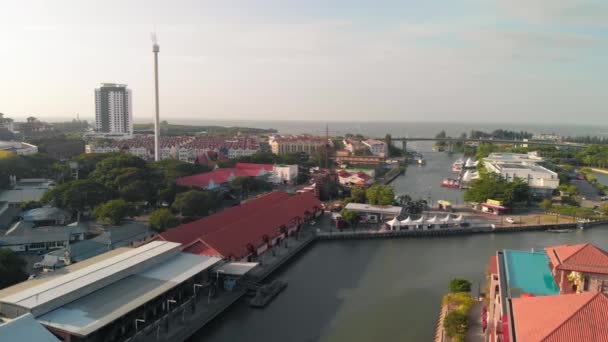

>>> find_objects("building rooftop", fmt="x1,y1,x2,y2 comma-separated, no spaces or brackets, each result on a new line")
545,243,608,275
0,248,131,301
503,249,559,297
0,313,60,342
159,191,321,259
37,252,220,337
0,241,181,318
344,203,403,216
512,292,608,342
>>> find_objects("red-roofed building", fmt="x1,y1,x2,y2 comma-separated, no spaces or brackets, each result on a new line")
488,243,608,342
511,292,608,342
545,243,608,294
337,170,374,187
156,191,322,261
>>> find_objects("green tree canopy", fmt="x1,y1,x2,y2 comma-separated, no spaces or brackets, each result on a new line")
230,176,272,194
340,209,359,227
149,208,180,232
350,185,367,203
463,172,530,207
94,199,136,225
448,278,472,293
41,179,111,212
0,249,28,289
366,185,395,206
540,199,553,211
173,190,217,217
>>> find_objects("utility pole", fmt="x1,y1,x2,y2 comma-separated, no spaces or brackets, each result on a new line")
152,33,161,161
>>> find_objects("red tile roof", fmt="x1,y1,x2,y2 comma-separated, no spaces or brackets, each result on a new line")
488,255,498,275
159,191,290,245
235,163,273,172
175,166,268,188
158,191,321,259
545,243,608,275
512,292,608,342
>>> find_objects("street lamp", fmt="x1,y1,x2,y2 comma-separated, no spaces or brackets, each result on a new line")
193,283,203,296
167,299,176,311
135,318,145,332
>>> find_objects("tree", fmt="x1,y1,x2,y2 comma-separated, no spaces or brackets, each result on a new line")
41,179,111,213
340,209,359,227
350,185,367,203
230,176,272,195
366,184,395,206
0,249,28,289
149,208,179,232
173,190,216,217
443,311,468,340
94,199,136,225
20,200,42,211
540,199,553,211
448,278,472,293
600,204,608,216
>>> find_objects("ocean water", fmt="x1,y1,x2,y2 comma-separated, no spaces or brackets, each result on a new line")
163,119,608,138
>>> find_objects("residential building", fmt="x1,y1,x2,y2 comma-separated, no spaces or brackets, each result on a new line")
15,117,54,136
0,178,55,205
42,221,156,267
270,135,330,155
337,169,374,187
0,221,86,252
545,243,608,294
362,139,388,157
487,243,608,342
0,113,14,132
85,136,260,161
342,139,365,153
0,241,223,342
157,191,322,261
94,83,133,136
0,141,38,155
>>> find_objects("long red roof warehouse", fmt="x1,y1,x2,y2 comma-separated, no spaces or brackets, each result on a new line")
157,191,321,259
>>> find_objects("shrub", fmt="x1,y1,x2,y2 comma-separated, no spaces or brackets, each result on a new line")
449,278,472,293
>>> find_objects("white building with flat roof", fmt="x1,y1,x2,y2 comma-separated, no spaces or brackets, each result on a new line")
0,141,37,155
484,160,559,196
344,203,402,221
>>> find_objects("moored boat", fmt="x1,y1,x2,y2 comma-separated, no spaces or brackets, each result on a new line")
452,159,464,173
441,178,461,188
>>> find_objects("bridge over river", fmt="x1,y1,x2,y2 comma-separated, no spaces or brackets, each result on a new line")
379,136,587,152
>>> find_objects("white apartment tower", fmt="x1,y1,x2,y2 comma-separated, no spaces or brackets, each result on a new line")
94,83,133,135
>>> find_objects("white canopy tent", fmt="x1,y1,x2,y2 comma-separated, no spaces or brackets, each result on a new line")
453,215,463,223
440,214,452,224
386,217,401,231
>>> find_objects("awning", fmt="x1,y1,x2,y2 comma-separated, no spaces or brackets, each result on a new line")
212,262,258,276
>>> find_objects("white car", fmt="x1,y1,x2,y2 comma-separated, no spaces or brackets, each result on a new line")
505,217,516,224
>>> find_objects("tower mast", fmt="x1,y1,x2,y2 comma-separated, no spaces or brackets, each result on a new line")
152,33,161,161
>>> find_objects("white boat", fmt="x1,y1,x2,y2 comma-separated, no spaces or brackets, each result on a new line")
452,159,464,173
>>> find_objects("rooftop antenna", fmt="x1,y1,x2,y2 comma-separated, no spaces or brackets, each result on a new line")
151,32,161,162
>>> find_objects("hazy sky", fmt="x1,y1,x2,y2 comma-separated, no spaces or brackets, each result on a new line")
1,0,607,124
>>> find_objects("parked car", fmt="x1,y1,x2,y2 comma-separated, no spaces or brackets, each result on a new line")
505,217,516,224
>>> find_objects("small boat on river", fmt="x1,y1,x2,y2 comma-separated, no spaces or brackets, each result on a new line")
441,178,461,189
546,229,574,233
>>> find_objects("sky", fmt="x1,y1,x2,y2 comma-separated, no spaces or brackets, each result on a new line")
0,0,607,124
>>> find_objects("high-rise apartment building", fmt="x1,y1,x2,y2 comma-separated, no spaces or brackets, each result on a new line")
94,83,132,135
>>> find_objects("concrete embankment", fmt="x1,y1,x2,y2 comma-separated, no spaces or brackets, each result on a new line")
434,304,448,342
590,168,608,175
317,220,608,241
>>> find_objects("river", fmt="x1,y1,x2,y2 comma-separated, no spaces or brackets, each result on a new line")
192,146,608,342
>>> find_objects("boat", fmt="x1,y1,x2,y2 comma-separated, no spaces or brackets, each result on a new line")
250,280,288,308
546,229,574,233
441,178,461,189
452,159,464,173
417,158,425,165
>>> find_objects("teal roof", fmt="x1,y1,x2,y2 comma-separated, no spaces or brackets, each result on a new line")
0,314,60,342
